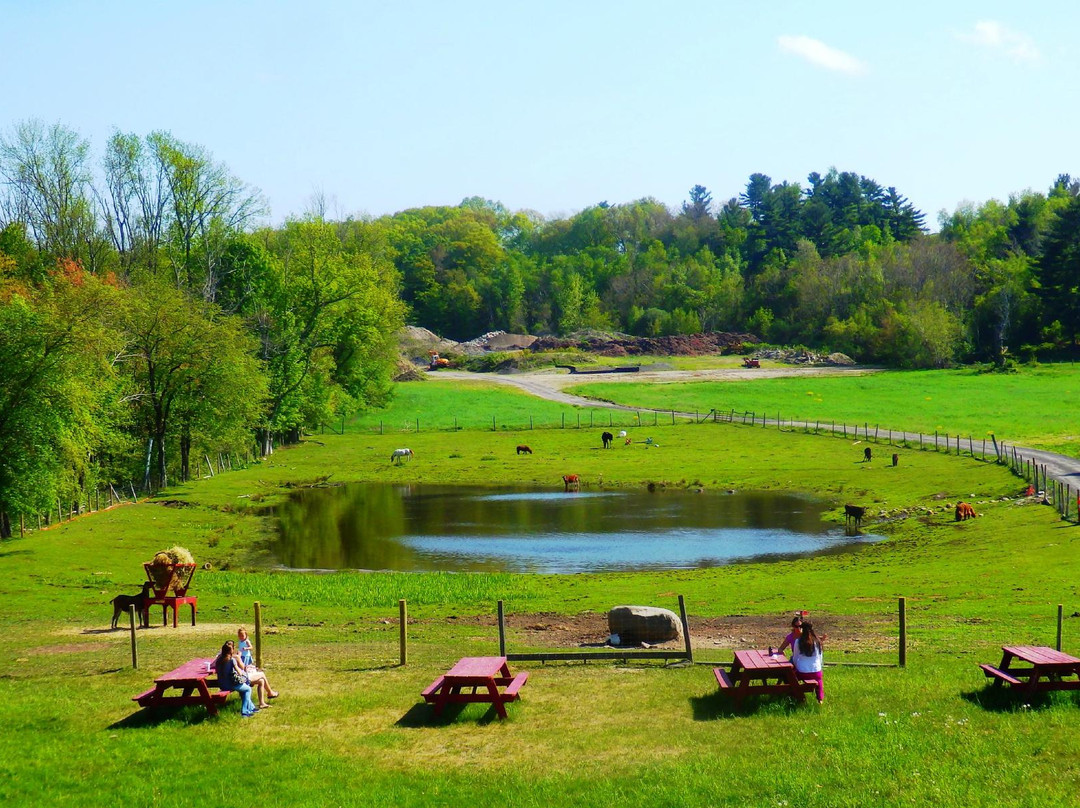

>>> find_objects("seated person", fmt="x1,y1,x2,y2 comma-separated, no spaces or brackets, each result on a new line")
214,641,257,717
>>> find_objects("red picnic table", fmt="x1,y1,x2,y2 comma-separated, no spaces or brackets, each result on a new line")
980,645,1080,695
143,595,198,629
132,658,232,716
422,656,529,720
714,649,816,707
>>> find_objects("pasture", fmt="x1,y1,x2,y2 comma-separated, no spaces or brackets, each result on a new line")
566,363,1080,455
2,375,1080,807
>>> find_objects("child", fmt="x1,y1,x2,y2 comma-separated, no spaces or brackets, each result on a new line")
792,621,824,704
237,626,254,667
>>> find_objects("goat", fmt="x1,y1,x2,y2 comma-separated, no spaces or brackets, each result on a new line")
562,474,580,491
111,581,153,629
844,504,866,528
601,431,614,448
390,448,413,463
516,445,533,455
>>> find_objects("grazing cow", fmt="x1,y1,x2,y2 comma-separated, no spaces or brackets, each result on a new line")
844,504,866,528
562,474,580,491
955,502,976,521
892,453,899,467
111,581,153,629
863,447,873,462
390,448,413,464
516,445,533,455
602,431,614,448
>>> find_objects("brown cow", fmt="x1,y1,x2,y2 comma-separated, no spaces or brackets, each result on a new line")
844,504,866,527
516,445,533,455
955,502,976,521
562,474,580,491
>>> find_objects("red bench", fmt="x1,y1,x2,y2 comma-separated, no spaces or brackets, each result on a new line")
132,658,234,716
422,657,528,720
979,663,1022,686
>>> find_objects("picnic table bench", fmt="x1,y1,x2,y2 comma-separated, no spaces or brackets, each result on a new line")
714,649,816,707
422,656,528,720
980,645,1080,696
132,658,233,716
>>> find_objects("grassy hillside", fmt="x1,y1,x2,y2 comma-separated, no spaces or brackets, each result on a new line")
2,377,1079,807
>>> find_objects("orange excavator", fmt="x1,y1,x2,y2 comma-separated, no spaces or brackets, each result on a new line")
428,351,450,370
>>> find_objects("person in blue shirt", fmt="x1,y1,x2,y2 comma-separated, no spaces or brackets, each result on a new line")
214,641,257,717
235,628,279,707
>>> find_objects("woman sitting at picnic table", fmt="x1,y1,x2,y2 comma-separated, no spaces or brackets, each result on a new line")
214,641,258,717
231,638,279,708
792,621,825,704
777,615,803,656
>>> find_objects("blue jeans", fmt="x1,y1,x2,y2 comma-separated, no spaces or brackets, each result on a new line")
228,682,256,715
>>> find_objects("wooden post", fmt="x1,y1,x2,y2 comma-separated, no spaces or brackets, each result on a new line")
562,413,565,429
576,413,580,429
57,499,62,523
416,418,419,433
19,514,24,538
678,595,693,663
898,596,907,668
254,601,263,669
130,482,137,503
129,605,139,669
399,599,408,666
204,455,215,477
1057,604,1064,652
672,410,675,425
493,415,496,431
497,600,506,657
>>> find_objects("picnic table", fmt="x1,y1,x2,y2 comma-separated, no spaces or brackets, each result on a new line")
422,656,528,720
132,658,232,715
143,595,198,629
714,649,816,707
980,645,1080,695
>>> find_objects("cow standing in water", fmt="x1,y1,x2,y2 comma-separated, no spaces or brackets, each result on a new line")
602,431,614,448
844,504,866,528
390,448,413,464
562,474,580,491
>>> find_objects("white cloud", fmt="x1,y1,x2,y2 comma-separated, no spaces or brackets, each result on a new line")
959,20,1040,63
777,35,866,76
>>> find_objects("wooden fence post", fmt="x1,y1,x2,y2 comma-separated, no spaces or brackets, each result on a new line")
1057,604,1064,652
498,600,506,657
678,595,693,663
898,596,907,668
254,601,263,669
129,605,139,669
399,599,408,666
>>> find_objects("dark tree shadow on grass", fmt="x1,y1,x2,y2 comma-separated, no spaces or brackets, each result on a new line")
396,702,511,727
690,690,811,721
959,685,1080,712
109,704,226,729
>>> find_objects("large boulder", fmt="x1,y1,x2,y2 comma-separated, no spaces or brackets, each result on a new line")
607,605,682,645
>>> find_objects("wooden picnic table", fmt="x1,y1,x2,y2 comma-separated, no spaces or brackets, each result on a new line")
980,645,1080,695
422,656,529,720
714,649,815,707
143,595,198,629
132,658,232,715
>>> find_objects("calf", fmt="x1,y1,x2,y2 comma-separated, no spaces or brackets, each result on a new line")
516,445,533,455
955,502,976,521
111,581,153,629
601,431,614,449
562,474,580,491
892,453,899,467
844,504,866,528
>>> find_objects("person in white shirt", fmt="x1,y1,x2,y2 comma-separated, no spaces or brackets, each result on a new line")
791,621,824,703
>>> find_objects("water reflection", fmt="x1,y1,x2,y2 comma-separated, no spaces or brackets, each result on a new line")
268,484,878,573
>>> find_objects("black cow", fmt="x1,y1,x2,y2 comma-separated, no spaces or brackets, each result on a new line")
844,504,866,528
602,431,614,448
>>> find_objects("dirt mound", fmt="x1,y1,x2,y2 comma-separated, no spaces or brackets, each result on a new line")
750,348,856,366
392,357,426,382
398,326,460,362
531,331,760,357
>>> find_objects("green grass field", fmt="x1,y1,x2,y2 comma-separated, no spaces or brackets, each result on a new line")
567,363,1080,455
3,373,1080,806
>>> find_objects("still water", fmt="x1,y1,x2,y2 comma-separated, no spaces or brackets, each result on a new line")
268,484,878,574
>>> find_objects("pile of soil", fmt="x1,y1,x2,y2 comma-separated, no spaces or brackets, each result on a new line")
531,331,760,357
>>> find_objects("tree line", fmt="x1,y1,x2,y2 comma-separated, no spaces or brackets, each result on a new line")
0,121,404,536
3,118,1080,535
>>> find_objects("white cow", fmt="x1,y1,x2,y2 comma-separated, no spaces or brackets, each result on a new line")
390,448,413,463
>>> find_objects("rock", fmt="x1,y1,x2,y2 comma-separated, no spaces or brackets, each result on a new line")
608,605,682,645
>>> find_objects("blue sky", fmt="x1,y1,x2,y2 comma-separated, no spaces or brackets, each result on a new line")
1,1,1075,226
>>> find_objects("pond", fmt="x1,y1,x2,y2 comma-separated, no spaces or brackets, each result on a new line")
268,484,880,574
